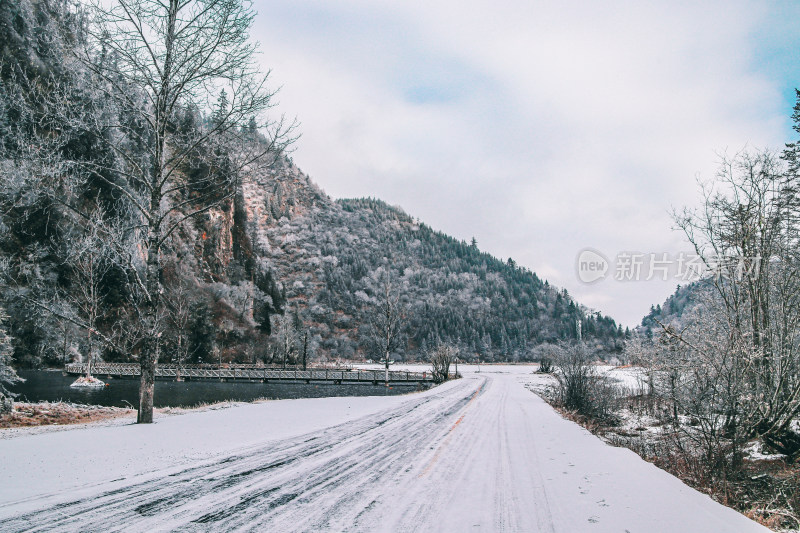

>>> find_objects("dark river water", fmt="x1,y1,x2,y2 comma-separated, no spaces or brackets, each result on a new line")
10,370,421,408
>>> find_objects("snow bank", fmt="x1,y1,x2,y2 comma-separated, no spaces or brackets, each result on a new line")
0,387,441,508
0,367,769,532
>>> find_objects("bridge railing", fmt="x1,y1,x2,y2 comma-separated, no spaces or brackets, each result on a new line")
65,363,435,382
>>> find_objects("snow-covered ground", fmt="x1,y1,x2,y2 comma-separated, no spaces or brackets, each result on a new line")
597,364,650,393
1,365,768,532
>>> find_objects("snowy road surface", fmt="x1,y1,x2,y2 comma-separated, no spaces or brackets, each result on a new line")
1,368,768,532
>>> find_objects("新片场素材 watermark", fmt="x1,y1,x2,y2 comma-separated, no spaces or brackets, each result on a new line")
575,249,760,284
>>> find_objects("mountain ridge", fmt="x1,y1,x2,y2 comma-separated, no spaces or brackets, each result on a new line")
223,161,627,362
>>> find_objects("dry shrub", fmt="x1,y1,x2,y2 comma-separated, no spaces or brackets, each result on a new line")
551,343,620,422
430,344,457,383
0,402,133,428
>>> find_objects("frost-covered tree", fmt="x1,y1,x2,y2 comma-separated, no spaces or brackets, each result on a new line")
627,148,800,463
63,220,116,379
272,312,298,368
0,306,21,413
366,268,405,383
429,343,456,383
78,0,296,422
669,149,800,458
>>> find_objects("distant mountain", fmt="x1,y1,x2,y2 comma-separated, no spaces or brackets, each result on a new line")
226,163,626,362
638,280,712,338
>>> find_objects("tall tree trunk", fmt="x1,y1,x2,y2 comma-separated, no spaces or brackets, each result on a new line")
138,347,156,423
86,331,93,379
138,233,161,424
137,0,170,420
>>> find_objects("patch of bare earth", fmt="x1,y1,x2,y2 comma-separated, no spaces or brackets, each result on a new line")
0,398,274,434
0,402,134,429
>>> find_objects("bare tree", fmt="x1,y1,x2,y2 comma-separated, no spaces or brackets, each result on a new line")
551,342,618,420
668,149,800,458
163,275,192,367
65,260,102,379
64,219,117,379
274,312,297,369
429,343,456,383
627,293,755,471
552,342,594,412
532,342,558,373
76,0,296,422
368,268,405,384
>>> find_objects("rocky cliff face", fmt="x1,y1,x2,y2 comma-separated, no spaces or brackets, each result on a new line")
193,160,626,363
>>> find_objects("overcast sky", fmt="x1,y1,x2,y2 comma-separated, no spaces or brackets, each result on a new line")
251,0,800,327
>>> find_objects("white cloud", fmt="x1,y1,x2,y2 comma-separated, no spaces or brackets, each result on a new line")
252,0,796,326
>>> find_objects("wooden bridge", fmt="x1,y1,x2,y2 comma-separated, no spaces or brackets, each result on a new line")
65,363,437,384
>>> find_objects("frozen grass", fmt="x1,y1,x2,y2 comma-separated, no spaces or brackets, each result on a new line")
0,397,281,432
0,402,133,429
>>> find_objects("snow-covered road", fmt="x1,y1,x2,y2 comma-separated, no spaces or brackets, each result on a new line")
1,369,768,532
